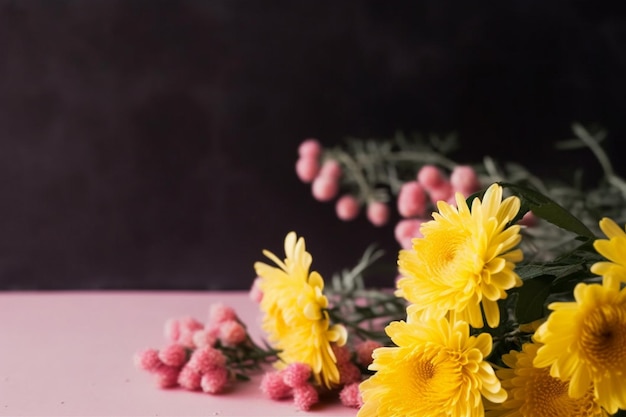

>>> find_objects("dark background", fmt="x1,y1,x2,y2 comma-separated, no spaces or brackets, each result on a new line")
1,0,625,290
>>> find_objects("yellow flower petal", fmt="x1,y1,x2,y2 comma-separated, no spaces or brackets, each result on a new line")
397,183,523,328
592,217,626,287
599,217,626,239
533,282,626,413
487,342,604,417
359,316,503,417
254,232,345,388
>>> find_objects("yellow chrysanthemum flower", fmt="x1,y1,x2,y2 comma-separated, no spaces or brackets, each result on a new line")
254,231,347,388
358,311,506,417
533,281,626,414
591,217,626,288
396,183,524,328
486,343,605,417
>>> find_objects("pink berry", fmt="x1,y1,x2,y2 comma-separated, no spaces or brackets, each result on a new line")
397,181,427,218
398,238,412,250
154,365,180,388
293,384,319,411
331,344,352,364
204,322,221,339
366,201,389,227
178,366,202,391
355,340,382,367
311,175,339,202
180,317,204,332
201,366,229,394
319,159,342,179
450,165,480,195
177,331,197,349
338,361,361,385
282,363,312,388
158,344,188,367
209,303,237,324
134,348,161,372
428,181,453,204
295,156,321,183
164,319,181,342
187,346,226,373
260,371,292,400
219,320,247,346
335,195,360,221
519,211,538,227
172,317,204,348
298,138,322,158
417,165,445,190
339,382,363,408
394,219,425,249
192,329,217,348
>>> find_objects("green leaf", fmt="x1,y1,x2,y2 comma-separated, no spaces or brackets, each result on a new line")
499,182,596,239
552,239,602,264
516,262,585,282
514,275,554,323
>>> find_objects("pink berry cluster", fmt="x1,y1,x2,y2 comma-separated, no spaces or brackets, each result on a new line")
295,138,391,227
134,343,230,393
258,339,382,411
333,344,361,387
334,343,363,409
337,339,383,409
134,303,258,394
164,303,248,349
394,164,480,249
260,363,319,411
354,339,382,369
295,136,542,252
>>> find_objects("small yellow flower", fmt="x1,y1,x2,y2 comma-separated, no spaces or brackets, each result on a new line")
533,281,626,414
396,183,523,328
358,311,506,417
487,343,605,417
254,232,347,388
591,217,626,288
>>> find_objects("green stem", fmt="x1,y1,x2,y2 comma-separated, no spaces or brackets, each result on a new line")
332,149,375,202
384,150,457,171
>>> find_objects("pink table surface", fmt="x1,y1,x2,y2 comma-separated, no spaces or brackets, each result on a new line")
0,291,358,417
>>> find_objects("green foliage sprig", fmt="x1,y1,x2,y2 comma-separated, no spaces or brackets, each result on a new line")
326,245,407,346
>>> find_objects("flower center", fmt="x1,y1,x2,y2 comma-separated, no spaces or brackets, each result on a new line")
415,358,436,381
522,367,599,417
427,229,472,280
402,347,467,408
580,303,626,372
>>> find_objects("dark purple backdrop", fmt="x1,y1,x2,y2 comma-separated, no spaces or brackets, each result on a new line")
1,0,625,290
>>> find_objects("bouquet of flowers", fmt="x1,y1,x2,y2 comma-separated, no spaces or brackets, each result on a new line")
135,124,626,417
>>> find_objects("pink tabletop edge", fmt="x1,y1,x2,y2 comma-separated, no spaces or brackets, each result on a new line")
0,291,358,417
